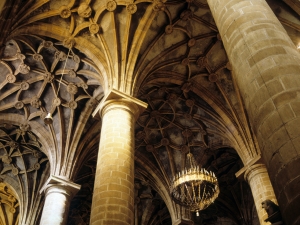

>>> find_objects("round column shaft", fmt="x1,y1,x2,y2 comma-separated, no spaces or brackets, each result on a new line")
39,176,80,225
90,90,147,225
245,164,277,225
207,1,300,224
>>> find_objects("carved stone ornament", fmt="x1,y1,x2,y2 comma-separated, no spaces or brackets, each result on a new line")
0,123,47,176
60,6,72,18
196,56,207,68
72,55,80,64
34,163,40,170
20,82,30,90
182,129,193,138
30,97,42,108
20,123,30,132
180,9,193,21
0,183,19,224
14,101,24,109
161,138,169,146
33,53,43,61
181,82,193,92
188,38,196,47
181,58,190,66
68,69,77,78
6,74,16,83
55,51,67,61
153,2,165,11
78,3,92,18
136,131,146,140
68,101,78,109
184,113,192,119
52,97,61,106
185,99,194,107
67,83,78,94
168,93,177,101
45,72,54,83
63,37,75,48
78,82,88,89
88,98,98,107
42,41,53,48
208,73,218,82
12,167,19,176
40,112,48,120
262,200,284,224
106,1,117,11
127,4,137,14
8,141,18,149
2,155,12,164
146,145,154,152
19,63,30,74
89,23,100,34
165,25,173,34
16,52,25,60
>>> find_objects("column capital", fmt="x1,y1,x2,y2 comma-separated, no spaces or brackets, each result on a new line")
40,175,81,197
244,163,268,183
235,154,263,180
92,89,147,119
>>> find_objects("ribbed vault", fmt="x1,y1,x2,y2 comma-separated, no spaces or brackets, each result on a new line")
0,0,299,224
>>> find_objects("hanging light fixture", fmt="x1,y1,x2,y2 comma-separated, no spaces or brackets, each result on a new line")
44,112,53,124
170,151,219,216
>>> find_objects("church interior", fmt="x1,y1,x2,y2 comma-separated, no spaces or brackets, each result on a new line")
0,0,300,225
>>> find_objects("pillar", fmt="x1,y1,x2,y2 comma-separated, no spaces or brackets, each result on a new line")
39,175,81,225
90,89,147,225
245,164,277,224
207,1,300,224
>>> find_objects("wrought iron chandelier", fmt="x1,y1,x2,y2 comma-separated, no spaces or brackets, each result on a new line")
170,152,219,216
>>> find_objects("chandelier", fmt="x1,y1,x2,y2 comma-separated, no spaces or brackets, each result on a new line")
170,152,219,216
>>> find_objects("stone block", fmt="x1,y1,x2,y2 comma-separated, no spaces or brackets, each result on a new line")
277,104,295,124
273,91,298,109
248,46,286,68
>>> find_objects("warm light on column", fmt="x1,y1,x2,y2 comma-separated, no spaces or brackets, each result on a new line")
90,89,147,225
245,164,278,225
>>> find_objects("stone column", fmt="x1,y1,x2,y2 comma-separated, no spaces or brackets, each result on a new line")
245,164,277,225
207,1,300,224
90,89,147,225
39,175,81,225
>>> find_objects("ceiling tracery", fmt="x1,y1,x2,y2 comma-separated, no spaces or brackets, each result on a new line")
0,0,260,224
0,183,19,225
0,0,299,224
0,36,103,177
0,124,49,225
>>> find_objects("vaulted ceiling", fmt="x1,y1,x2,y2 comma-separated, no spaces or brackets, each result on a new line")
0,0,299,224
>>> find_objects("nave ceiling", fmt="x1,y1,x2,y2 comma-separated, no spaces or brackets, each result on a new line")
0,0,299,224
